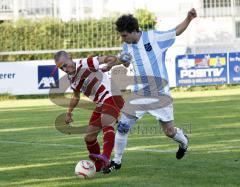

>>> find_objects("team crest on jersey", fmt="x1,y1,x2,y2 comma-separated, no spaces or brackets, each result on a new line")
144,43,152,52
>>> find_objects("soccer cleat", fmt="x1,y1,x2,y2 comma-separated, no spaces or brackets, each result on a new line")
102,160,121,174
89,154,109,167
176,145,188,159
176,135,188,159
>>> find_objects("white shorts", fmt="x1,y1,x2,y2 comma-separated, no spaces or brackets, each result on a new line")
121,96,174,122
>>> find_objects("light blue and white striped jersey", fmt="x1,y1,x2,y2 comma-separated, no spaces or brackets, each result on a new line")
122,29,176,96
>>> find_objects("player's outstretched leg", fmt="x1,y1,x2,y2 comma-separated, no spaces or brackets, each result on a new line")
161,121,188,159
90,96,125,174
85,125,102,172
104,113,137,174
89,124,115,168
89,112,117,172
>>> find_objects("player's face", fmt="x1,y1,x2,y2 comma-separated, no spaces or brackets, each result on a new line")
119,31,136,44
57,56,75,75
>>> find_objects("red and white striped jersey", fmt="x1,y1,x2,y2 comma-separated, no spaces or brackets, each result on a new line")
69,57,118,104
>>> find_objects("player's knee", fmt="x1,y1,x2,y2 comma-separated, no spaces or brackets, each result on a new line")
160,120,175,138
163,126,175,138
117,121,130,135
84,134,97,142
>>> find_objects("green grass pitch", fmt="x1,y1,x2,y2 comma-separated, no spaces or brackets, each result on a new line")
0,89,240,187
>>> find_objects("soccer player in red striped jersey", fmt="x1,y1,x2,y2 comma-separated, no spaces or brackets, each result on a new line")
54,51,127,172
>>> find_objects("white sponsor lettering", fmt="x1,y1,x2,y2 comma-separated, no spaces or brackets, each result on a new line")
38,77,56,88
180,68,224,78
230,57,240,62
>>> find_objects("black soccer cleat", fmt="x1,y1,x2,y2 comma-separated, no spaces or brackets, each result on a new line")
176,145,188,159
176,135,188,159
102,160,121,174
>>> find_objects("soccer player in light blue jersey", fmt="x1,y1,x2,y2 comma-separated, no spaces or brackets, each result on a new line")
104,8,197,173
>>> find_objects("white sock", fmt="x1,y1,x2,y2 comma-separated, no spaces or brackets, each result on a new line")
173,128,188,149
113,131,128,164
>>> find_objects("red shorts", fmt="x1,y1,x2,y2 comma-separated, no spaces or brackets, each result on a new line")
89,96,124,127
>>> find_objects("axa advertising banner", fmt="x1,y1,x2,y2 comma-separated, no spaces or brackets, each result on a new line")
0,60,71,95
229,52,240,84
0,59,132,95
176,53,228,86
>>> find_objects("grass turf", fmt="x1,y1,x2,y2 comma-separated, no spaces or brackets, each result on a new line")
0,89,240,187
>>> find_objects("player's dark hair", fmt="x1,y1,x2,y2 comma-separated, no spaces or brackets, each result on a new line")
115,14,140,33
54,51,70,62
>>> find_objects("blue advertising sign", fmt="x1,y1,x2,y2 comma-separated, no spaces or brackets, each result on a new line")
229,52,240,84
176,53,228,86
38,65,59,89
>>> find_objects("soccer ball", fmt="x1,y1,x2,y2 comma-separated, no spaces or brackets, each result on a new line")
75,160,96,179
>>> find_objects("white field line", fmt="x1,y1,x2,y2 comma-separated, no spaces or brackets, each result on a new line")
1,140,240,154
0,140,84,148
0,140,175,153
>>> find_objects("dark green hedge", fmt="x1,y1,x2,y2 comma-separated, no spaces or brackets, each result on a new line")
0,9,157,61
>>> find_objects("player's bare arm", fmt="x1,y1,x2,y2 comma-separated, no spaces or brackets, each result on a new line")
65,90,80,124
176,8,197,36
99,53,132,72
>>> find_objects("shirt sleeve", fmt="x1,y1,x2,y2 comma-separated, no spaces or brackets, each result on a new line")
80,56,99,72
153,29,176,50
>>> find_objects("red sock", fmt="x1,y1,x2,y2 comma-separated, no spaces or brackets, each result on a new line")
85,139,102,172
102,126,115,159
94,161,102,172
85,139,100,159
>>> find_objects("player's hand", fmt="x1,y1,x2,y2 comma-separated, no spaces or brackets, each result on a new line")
65,112,73,124
101,65,113,72
118,51,132,63
187,8,197,21
101,55,118,72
